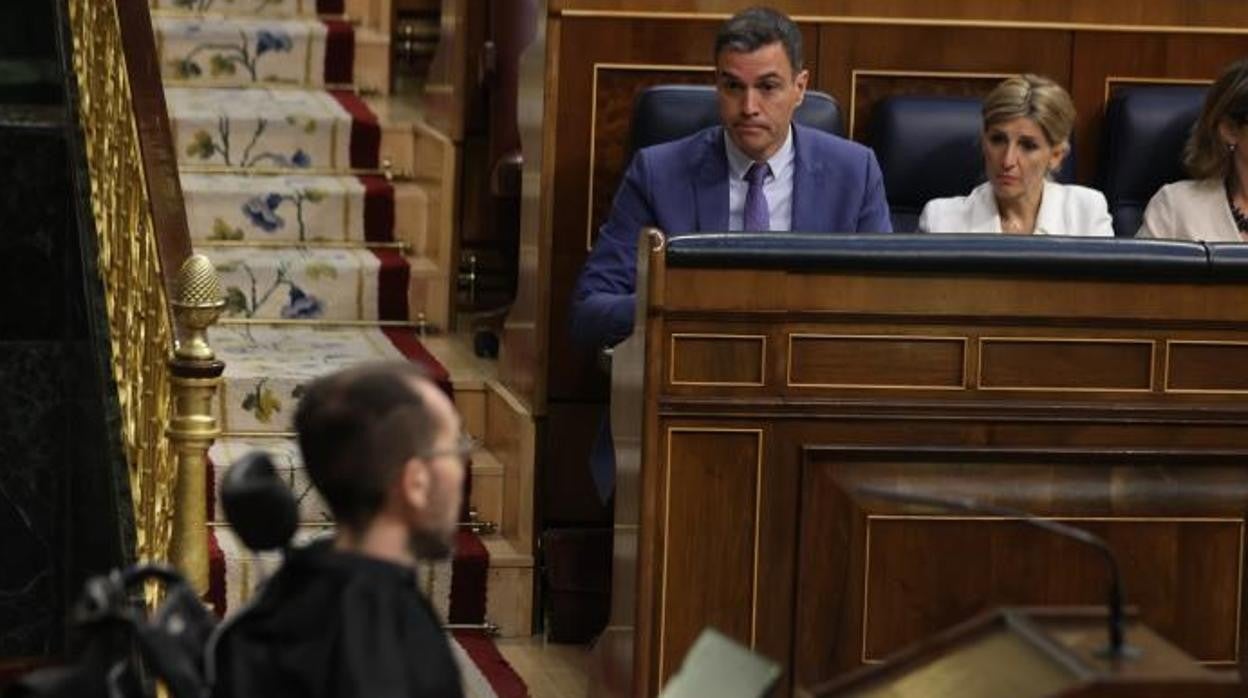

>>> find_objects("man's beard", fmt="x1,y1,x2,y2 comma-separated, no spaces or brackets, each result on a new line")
408,524,456,561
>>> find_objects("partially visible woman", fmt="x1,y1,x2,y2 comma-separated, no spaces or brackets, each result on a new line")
919,74,1113,236
1138,58,1248,241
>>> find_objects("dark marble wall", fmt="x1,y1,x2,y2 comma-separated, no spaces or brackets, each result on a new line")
0,0,61,105
0,0,134,660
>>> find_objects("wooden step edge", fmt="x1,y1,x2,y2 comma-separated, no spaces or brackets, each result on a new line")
479,534,535,569
419,334,501,391
470,447,505,476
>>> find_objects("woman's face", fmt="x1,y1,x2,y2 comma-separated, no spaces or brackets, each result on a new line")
982,116,1067,203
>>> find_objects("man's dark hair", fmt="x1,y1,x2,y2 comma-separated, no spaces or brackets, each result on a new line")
294,361,437,531
714,7,803,73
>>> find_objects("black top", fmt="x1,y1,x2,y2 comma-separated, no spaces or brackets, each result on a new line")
661,232,1248,279
211,540,463,698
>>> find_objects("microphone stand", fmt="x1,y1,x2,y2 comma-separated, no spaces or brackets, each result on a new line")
855,484,1140,661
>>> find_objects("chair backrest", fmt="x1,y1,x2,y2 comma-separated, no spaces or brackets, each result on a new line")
628,84,842,154
867,95,1077,232
1100,85,1208,237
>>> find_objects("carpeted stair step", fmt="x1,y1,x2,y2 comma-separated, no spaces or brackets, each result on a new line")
211,324,448,433
210,436,508,528
210,523,455,622
148,0,342,19
167,86,379,171
206,245,410,322
182,172,395,244
154,16,354,87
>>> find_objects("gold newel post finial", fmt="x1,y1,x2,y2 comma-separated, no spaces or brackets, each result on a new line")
172,254,225,361
168,254,226,595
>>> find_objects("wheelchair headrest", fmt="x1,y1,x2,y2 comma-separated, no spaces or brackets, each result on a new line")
221,451,298,553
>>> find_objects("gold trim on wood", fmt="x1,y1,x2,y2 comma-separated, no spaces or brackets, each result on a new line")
848,69,1011,139
861,514,1245,665
785,333,969,390
1103,76,1213,106
1163,339,1248,395
584,62,715,252
659,426,764,689
668,332,767,387
557,9,1248,36
975,336,1157,393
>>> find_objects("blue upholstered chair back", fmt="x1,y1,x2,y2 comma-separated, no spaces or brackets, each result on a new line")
867,95,1077,232
1100,85,1208,237
628,84,843,154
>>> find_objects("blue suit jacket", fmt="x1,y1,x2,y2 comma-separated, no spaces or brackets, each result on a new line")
570,122,893,348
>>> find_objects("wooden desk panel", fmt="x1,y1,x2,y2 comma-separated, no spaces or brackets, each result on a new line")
596,244,1248,697
792,449,1248,687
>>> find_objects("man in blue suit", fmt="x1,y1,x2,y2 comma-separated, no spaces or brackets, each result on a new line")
570,6,893,349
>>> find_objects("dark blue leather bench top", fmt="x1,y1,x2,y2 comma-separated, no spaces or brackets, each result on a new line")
662,233,1248,279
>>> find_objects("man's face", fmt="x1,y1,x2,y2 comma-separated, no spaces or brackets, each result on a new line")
405,381,465,560
716,41,808,162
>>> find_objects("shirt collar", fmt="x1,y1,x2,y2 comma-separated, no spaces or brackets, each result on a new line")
1033,181,1063,235
724,125,794,182
976,180,1063,234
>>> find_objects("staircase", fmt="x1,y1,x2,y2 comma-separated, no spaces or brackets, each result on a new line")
146,0,533,638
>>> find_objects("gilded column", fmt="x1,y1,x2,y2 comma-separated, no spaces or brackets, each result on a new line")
168,255,225,593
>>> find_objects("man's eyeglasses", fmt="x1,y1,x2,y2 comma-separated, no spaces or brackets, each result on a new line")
420,434,478,464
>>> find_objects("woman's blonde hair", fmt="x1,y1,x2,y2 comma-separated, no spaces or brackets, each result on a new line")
982,74,1076,150
1184,58,1248,181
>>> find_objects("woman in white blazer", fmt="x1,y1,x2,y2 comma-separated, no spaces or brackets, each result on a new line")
1138,58,1248,242
919,75,1114,237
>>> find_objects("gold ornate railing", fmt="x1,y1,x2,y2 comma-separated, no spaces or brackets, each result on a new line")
66,0,224,593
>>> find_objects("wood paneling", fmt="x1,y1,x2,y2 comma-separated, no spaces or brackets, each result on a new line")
860,517,1239,661
816,25,1071,142
793,450,1248,687
503,3,1248,411
788,334,965,389
1068,32,1248,180
669,334,766,386
1168,342,1248,393
978,339,1154,392
594,244,1248,696
588,67,713,250
659,428,762,685
550,0,1248,28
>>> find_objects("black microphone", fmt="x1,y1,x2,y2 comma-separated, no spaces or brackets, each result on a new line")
855,484,1138,660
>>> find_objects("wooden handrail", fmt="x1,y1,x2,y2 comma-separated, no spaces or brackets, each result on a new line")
115,0,192,304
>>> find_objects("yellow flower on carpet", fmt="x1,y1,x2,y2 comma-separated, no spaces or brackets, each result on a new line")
242,380,283,424
303,261,338,280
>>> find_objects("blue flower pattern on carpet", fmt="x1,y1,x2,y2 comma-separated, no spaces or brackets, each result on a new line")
167,25,294,83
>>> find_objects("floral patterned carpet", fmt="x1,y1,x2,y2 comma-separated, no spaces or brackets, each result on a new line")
148,3,521,692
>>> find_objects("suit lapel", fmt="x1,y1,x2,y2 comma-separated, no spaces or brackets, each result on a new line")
790,124,823,232
693,127,729,231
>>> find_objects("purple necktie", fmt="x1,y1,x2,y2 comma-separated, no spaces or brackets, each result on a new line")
743,161,771,231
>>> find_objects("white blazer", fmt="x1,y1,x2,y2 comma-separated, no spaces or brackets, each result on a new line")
918,181,1114,236
1137,179,1242,242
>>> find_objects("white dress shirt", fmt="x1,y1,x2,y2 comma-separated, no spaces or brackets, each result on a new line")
1137,179,1242,242
918,181,1114,236
726,127,795,232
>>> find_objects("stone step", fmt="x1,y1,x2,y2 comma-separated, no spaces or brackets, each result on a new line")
167,87,356,171
154,16,342,88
